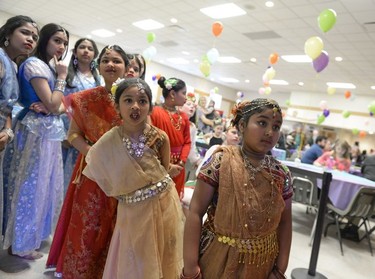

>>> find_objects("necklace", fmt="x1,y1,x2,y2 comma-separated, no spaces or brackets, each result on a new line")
241,149,269,181
122,129,147,158
163,105,182,130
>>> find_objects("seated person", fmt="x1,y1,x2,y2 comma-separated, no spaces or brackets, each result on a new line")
361,154,375,181
204,123,224,147
301,136,327,164
314,140,351,172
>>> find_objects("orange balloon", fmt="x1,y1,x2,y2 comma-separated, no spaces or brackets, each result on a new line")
269,53,279,64
156,73,161,80
263,81,270,87
344,90,351,99
212,21,223,37
359,131,367,138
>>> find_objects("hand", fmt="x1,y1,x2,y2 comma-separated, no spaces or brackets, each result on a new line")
0,131,8,150
30,102,50,114
54,55,68,80
169,163,183,178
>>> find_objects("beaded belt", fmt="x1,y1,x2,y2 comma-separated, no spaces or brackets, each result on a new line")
117,176,172,204
217,231,278,265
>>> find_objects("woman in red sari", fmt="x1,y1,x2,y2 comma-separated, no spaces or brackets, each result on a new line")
46,45,129,279
150,76,191,198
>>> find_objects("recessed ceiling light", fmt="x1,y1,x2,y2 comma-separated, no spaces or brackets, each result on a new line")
281,55,312,63
269,79,289,85
220,77,239,83
217,56,241,63
371,86,375,90
91,29,115,38
170,18,178,24
326,82,356,89
245,79,250,83
200,3,246,19
265,1,274,8
166,58,189,64
250,57,257,63
181,51,190,55
132,19,164,30
335,56,343,62
298,82,304,86
116,29,122,33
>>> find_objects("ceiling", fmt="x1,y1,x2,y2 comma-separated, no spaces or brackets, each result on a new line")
1,0,375,97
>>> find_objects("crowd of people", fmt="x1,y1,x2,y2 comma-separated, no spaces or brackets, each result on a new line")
2,13,372,279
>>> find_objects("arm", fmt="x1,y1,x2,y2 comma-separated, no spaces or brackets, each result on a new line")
160,132,171,171
0,115,13,150
68,119,91,156
182,179,215,277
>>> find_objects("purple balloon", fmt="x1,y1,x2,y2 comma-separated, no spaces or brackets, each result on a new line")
313,51,329,73
323,109,330,117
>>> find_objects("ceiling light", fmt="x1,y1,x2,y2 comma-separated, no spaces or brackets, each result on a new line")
91,29,115,38
250,57,257,63
245,79,250,83
132,19,164,30
220,77,239,83
116,29,122,33
269,79,289,85
170,18,178,24
298,82,304,86
326,82,356,89
265,1,274,8
217,56,241,63
335,56,343,62
371,86,375,90
166,58,189,64
200,3,246,19
281,55,312,63
181,51,190,55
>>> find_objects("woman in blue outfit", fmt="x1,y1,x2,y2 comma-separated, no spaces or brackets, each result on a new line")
3,23,69,260
0,15,39,244
62,38,101,191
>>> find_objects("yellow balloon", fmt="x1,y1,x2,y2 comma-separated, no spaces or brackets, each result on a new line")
327,86,336,95
199,60,211,77
304,36,324,60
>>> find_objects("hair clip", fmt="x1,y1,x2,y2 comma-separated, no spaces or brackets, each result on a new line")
136,79,146,92
164,78,178,90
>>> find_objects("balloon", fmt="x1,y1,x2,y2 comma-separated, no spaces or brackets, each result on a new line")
199,60,211,77
285,99,291,106
264,87,272,95
214,87,219,93
212,21,223,37
237,91,244,98
319,100,328,110
152,75,156,81
323,109,330,117
327,87,336,95
352,128,359,135
142,46,157,61
262,74,269,84
359,131,367,138
146,32,156,43
265,67,276,80
313,50,329,73
317,114,325,125
344,90,351,99
206,48,220,64
318,9,337,33
269,53,279,64
236,98,242,104
342,110,351,118
258,87,265,95
368,100,375,114
156,73,161,80
304,36,324,60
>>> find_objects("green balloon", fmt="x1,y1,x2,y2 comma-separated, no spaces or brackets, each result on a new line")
147,32,156,43
352,128,359,136
318,9,337,33
342,110,351,118
317,114,325,124
285,99,291,106
368,100,375,114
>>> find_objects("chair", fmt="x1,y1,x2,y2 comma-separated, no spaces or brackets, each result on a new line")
292,176,318,214
324,187,375,256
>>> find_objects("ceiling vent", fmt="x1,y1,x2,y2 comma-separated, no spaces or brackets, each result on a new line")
243,30,281,40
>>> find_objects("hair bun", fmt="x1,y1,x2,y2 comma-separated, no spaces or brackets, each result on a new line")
157,76,166,88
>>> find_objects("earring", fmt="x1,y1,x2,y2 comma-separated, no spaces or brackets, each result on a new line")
171,96,175,102
73,57,78,68
4,38,9,47
90,60,96,70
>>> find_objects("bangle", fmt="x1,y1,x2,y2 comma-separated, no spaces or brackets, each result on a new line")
180,268,201,279
67,132,81,144
3,128,14,143
54,79,66,93
179,160,185,167
273,265,286,279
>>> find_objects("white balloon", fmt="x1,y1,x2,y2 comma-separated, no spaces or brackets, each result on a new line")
206,48,220,64
265,67,276,80
319,100,328,110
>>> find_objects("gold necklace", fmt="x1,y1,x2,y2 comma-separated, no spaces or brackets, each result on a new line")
163,105,182,130
241,149,268,181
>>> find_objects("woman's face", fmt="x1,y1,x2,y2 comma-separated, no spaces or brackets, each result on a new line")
98,49,126,86
75,39,95,65
198,96,207,107
180,100,196,117
125,59,140,78
6,22,39,59
172,86,187,106
46,31,68,61
225,127,240,146
241,108,282,155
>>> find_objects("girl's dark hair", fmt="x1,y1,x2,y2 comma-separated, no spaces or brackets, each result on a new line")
126,53,144,80
97,45,129,67
115,78,153,112
66,38,100,88
231,98,282,129
157,76,186,98
135,53,146,80
34,23,69,63
0,15,39,46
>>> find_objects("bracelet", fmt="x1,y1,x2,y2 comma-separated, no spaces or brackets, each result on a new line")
273,265,286,279
54,79,67,93
179,160,185,167
180,268,201,279
3,128,14,143
67,132,81,144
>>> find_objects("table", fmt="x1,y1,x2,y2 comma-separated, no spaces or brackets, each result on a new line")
282,160,375,210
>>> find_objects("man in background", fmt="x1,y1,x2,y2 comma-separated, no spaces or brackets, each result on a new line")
301,135,327,164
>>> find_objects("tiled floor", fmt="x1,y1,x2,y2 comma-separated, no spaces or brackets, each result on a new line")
0,202,374,279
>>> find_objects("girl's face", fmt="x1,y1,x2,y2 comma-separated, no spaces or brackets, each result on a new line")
117,85,150,129
46,31,68,61
198,96,207,107
225,127,240,146
126,59,140,78
172,86,187,106
99,49,126,86
7,22,39,58
214,125,224,136
180,100,196,117
241,108,282,155
75,40,95,65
